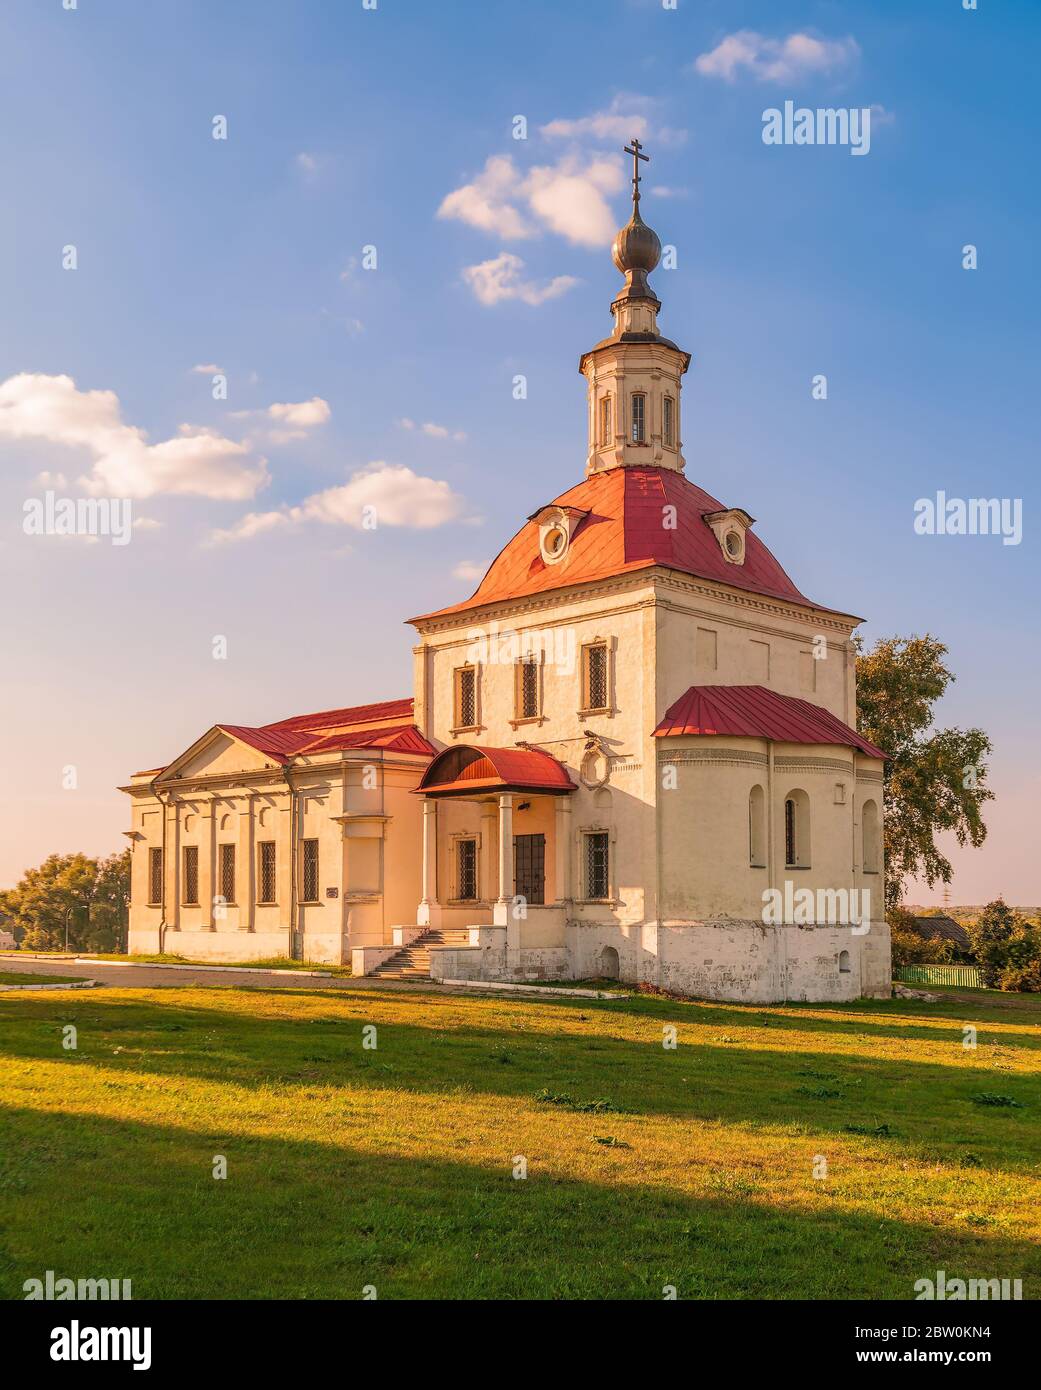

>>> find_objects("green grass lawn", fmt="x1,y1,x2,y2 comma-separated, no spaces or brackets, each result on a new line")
0,981,1038,1299
78,952,349,975
0,971,84,986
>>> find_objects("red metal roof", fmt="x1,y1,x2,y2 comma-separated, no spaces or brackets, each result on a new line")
418,744,576,795
216,696,434,764
653,685,886,759
412,467,850,623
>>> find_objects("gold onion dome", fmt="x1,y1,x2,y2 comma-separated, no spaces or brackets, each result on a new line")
611,136,661,303
611,208,661,276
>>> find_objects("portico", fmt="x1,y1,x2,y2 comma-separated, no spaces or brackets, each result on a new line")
415,746,575,953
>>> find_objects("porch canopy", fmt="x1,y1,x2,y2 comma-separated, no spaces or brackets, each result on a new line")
417,744,576,798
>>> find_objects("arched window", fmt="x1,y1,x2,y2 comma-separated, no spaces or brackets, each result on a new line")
839,949,851,974
599,394,612,447
862,798,880,874
631,393,646,443
748,784,766,867
784,790,811,868
663,395,675,448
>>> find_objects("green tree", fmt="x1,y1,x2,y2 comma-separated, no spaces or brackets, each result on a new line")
968,900,1035,988
854,635,993,910
0,850,130,953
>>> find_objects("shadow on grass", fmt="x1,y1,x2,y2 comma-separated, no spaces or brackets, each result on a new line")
1,1103,1039,1300
1,992,1038,1175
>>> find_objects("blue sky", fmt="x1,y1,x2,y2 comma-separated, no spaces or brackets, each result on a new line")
1,0,1037,902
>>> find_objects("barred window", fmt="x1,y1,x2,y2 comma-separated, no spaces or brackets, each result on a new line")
785,799,796,868
148,847,163,905
663,395,675,448
301,839,319,902
183,846,199,905
518,658,539,720
631,393,646,444
219,843,236,904
583,643,608,711
455,666,476,728
258,841,276,904
585,832,610,901
457,839,477,901
599,394,612,446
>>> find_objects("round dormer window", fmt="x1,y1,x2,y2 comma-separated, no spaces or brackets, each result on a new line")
724,530,743,560
541,524,569,564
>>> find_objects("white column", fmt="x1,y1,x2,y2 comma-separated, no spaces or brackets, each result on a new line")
493,792,514,929
418,799,441,926
554,796,572,904
480,801,497,904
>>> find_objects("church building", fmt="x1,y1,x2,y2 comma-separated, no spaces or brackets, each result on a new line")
122,147,890,1003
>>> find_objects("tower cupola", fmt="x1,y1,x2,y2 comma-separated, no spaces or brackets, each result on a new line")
579,138,691,477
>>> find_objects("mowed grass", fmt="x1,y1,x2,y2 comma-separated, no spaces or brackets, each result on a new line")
0,982,1039,1300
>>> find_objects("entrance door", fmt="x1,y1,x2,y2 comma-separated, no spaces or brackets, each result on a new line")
514,833,545,906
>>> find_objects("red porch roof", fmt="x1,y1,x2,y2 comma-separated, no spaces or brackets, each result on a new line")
653,685,886,759
418,745,576,796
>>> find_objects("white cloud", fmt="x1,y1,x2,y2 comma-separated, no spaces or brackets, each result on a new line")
209,463,466,544
694,30,859,84
439,152,625,250
133,516,163,531
295,152,319,177
191,363,222,375
452,560,485,582
437,155,535,240
539,94,687,148
650,185,689,200
267,397,331,428
525,154,622,248
462,252,578,307
0,373,268,500
398,417,467,443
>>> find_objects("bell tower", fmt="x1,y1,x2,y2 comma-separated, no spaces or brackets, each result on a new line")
579,138,691,477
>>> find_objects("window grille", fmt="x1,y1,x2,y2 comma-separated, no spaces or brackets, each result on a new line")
663,396,675,447
219,843,236,903
519,659,539,719
148,847,163,905
457,839,477,901
585,832,609,900
302,839,319,902
183,846,199,905
585,644,608,710
258,841,277,904
785,799,796,868
514,833,546,906
456,667,476,727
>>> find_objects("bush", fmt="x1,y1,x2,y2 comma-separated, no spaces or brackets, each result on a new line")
968,901,1041,990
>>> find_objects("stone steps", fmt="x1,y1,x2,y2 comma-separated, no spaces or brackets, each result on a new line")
370,927,473,980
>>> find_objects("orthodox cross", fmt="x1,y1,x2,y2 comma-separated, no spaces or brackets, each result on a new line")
624,137,649,207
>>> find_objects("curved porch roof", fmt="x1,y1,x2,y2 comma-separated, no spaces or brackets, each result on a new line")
417,745,576,797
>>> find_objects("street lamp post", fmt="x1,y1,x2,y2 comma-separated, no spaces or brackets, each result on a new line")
63,901,90,955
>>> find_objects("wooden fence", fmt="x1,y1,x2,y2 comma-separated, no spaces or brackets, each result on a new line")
895,964,983,989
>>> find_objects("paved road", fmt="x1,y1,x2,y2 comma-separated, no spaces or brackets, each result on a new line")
0,956,430,993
